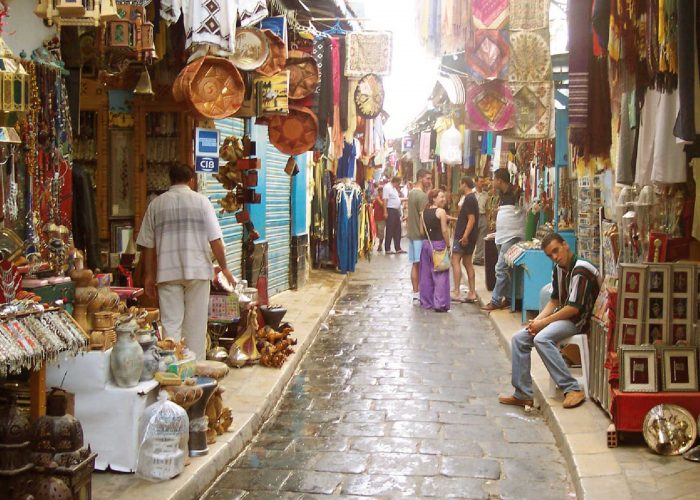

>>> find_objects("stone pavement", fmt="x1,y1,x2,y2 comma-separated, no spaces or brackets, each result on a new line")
203,255,575,499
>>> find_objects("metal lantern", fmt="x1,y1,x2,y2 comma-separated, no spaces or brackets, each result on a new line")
140,20,156,58
0,38,28,113
56,0,86,17
100,0,120,22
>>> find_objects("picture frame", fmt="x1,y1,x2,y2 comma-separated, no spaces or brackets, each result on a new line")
660,347,698,391
617,264,647,347
111,222,134,254
620,346,658,392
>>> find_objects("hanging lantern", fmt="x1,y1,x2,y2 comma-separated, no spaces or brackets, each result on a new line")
140,20,156,58
34,0,49,19
0,38,28,113
133,67,154,96
37,0,99,26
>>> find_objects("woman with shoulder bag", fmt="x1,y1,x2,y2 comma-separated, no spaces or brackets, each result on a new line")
419,189,451,312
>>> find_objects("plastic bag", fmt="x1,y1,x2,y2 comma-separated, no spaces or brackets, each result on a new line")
136,391,189,481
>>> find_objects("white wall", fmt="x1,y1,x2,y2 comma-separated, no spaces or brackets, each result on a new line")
3,1,56,56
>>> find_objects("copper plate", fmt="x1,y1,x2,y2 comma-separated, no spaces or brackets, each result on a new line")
231,28,270,71
256,29,287,77
286,50,319,100
188,57,245,119
354,74,385,119
268,106,318,156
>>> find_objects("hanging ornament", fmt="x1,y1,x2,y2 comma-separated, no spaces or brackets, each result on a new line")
3,146,17,221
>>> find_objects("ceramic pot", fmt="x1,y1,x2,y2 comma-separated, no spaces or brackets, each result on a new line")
140,337,160,382
110,316,144,387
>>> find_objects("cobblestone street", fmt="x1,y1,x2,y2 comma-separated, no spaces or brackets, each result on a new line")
204,255,575,499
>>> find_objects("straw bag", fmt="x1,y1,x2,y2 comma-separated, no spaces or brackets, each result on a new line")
421,212,450,272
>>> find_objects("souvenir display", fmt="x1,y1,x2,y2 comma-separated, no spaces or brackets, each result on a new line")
256,29,287,77
231,28,270,71
267,106,318,156
286,50,319,100
619,346,658,392
110,315,144,388
344,31,393,77
660,347,698,392
645,264,670,345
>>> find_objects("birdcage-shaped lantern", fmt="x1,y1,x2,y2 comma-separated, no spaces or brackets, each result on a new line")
0,38,28,113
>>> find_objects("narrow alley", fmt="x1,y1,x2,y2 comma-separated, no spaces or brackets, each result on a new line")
203,255,574,499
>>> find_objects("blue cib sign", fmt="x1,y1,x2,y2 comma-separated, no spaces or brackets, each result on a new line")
195,127,220,173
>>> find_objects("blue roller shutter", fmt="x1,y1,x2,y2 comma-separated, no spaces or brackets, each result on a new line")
198,117,245,278
264,142,291,295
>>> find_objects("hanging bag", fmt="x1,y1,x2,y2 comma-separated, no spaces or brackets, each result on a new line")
421,210,451,272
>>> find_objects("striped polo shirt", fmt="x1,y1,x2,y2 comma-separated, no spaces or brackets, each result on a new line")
550,255,601,334
136,184,223,283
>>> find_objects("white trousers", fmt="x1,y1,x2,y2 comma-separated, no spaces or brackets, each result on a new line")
157,279,210,360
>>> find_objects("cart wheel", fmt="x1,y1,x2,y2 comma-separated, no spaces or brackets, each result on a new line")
607,423,618,448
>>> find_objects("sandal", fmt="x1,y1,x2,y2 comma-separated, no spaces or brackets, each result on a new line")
463,297,478,304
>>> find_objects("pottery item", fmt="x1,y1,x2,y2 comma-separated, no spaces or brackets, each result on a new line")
92,311,114,330
165,379,203,410
195,360,229,380
158,350,177,373
89,327,116,350
256,29,287,77
231,27,270,71
259,305,287,330
267,105,318,155
110,315,144,387
187,377,218,456
140,341,160,382
286,50,319,100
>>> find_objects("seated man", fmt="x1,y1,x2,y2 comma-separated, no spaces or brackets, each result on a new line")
499,232,600,409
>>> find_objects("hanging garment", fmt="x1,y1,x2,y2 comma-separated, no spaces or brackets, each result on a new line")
162,0,239,53
440,125,462,165
673,0,696,141
336,186,360,273
337,141,357,179
615,68,636,185
419,130,432,162
238,0,267,27
635,88,688,185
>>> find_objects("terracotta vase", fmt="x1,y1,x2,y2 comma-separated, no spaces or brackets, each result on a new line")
110,316,144,387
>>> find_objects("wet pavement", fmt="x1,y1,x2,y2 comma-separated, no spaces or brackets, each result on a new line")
203,255,575,499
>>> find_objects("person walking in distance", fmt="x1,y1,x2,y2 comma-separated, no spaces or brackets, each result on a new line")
137,164,237,360
473,176,489,265
419,189,451,312
481,168,525,312
407,169,432,302
451,177,479,303
372,186,387,253
382,176,405,254
499,233,600,409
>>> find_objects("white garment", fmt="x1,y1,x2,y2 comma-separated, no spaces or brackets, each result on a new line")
238,0,267,27
440,125,462,165
383,183,402,209
495,205,525,245
160,0,239,53
635,88,688,185
158,279,210,360
136,185,223,283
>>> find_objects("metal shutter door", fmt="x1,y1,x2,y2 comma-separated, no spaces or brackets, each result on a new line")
265,143,291,295
198,118,245,278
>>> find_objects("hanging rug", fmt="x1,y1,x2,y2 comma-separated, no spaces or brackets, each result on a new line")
465,80,516,132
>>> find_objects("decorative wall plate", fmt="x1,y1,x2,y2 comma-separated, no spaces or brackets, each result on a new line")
354,74,384,119
256,29,287,77
231,28,270,71
286,50,319,100
267,106,318,156
643,404,697,455
189,57,245,119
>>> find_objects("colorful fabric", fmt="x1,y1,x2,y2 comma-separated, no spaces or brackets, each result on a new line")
508,29,551,82
465,80,516,132
508,82,553,139
567,0,592,147
472,0,509,30
344,31,392,77
465,30,510,81
509,0,549,30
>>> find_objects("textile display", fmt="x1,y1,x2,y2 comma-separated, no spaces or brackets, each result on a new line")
507,82,553,140
567,0,592,148
419,130,432,162
508,30,551,82
344,32,393,77
161,0,239,53
238,0,268,27
465,80,516,132
471,0,509,30
509,0,549,30
673,0,696,141
465,30,510,81
439,126,463,165
439,0,471,54
336,186,361,273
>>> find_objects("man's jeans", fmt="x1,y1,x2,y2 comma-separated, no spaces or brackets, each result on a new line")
490,237,521,306
511,320,581,400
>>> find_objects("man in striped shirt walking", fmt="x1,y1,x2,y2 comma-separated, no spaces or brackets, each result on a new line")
499,232,601,409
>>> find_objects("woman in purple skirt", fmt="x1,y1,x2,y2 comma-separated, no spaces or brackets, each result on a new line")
419,189,451,312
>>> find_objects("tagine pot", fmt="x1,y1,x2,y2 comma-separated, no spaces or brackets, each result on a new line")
139,336,160,382
110,315,144,387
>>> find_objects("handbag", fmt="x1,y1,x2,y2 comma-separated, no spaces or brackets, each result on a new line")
421,211,451,272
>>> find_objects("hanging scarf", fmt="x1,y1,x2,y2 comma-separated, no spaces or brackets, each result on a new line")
568,0,593,149
673,0,695,140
